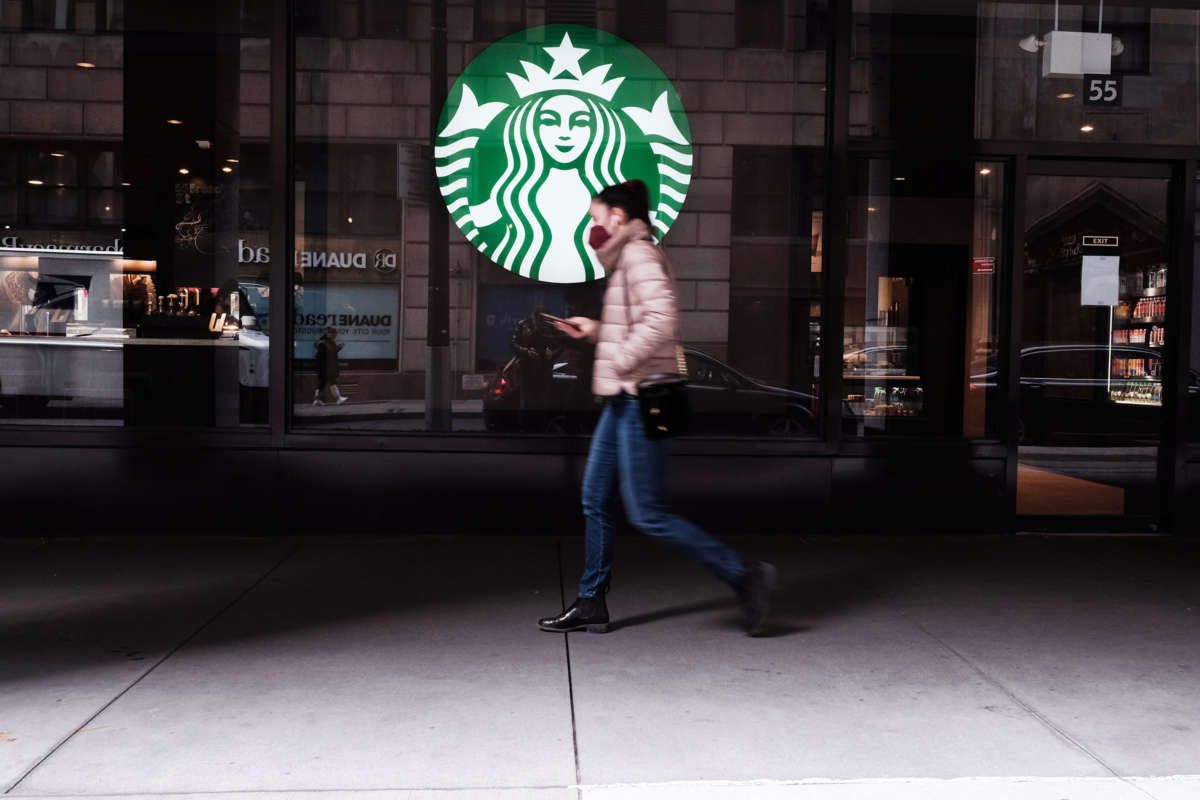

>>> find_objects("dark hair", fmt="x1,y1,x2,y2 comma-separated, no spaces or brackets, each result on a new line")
595,179,651,225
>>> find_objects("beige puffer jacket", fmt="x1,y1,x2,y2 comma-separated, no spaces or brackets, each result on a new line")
590,219,681,396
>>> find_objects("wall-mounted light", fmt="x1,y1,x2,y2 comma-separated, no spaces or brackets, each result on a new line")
221,166,233,173
167,119,183,125
1018,35,1044,53
347,216,354,224
1081,124,1095,133
27,179,43,186
50,152,65,158
225,158,239,164
979,167,992,176
1056,92,1075,99
178,167,189,175
894,177,906,181
75,61,96,69
120,181,131,187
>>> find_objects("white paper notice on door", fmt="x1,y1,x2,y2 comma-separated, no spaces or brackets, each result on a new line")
1081,254,1119,306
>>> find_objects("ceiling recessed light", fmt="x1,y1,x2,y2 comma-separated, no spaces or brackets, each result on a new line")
1057,92,1075,99
1081,124,1095,133
50,152,65,158
167,119,183,125
979,167,992,176
178,167,189,175
221,166,233,173
27,179,43,186
75,61,96,69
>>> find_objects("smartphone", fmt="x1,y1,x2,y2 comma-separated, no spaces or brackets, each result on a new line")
539,312,581,331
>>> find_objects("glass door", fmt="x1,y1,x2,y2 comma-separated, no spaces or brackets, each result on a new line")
1018,162,1172,520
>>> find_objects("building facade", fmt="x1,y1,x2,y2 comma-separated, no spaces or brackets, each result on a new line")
1,0,1197,533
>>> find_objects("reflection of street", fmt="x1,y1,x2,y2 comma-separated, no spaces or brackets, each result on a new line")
293,399,486,431
1019,446,1156,487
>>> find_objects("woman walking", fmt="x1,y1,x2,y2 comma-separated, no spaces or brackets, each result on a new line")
538,180,776,636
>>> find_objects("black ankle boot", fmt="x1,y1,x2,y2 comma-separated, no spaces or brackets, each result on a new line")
538,595,610,633
734,561,778,636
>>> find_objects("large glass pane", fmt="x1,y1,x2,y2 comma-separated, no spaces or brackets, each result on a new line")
1017,170,1169,516
292,0,830,437
977,3,1200,146
0,1,270,427
844,157,1005,438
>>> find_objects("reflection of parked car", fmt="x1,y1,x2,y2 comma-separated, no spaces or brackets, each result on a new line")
483,348,817,436
969,344,1164,445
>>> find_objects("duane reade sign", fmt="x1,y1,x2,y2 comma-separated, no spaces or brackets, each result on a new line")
435,25,693,283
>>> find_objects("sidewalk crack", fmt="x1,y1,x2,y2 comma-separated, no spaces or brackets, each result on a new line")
3,539,303,796
557,538,583,800
905,615,1157,800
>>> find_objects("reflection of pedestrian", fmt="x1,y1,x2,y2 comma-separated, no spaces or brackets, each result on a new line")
511,309,558,426
537,180,776,636
314,327,347,405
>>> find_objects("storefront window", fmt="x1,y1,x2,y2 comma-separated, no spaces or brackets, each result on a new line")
1190,170,1200,443
0,1,271,427
292,0,829,437
977,3,1200,145
844,158,1004,438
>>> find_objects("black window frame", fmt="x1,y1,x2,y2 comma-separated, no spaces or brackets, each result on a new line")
616,0,667,46
735,0,786,49
20,0,76,32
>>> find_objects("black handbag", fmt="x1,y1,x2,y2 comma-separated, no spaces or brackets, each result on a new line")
636,345,691,439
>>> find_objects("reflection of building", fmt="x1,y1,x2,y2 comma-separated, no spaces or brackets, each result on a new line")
1,1,1199,534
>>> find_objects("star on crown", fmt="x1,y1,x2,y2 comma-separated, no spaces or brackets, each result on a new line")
507,32,625,101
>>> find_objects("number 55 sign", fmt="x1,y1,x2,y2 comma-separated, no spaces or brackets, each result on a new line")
1084,75,1122,107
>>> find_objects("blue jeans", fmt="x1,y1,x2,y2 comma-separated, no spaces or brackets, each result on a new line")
578,392,744,597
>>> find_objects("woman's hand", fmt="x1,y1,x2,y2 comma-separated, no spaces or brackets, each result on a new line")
556,317,597,340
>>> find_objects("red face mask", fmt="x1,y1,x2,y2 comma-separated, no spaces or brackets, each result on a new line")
588,225,611,250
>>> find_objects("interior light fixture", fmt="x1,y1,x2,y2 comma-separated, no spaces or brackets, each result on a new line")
347,216,354,224
178,167,189,175
893,177,906,182
50,152,65,158
75,61,96,68
1057,92,1075,99
167,119,183,125
867,207,877,212
979,167,992,176
104,205,111,211
221,166,233,173
27,179,43,186
120,227,125,232
1081,124,1095,133
1018,34,1044,53
120,181,131,186
226,158,239,164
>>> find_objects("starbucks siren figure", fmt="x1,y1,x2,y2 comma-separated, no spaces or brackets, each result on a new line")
435,30,694,283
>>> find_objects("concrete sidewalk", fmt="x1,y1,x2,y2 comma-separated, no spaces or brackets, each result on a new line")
1,534,1198,799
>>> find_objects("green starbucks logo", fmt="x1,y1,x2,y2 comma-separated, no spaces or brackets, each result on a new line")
436,25,693,283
